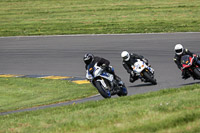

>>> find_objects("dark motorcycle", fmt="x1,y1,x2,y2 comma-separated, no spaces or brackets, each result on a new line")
181,55,200,79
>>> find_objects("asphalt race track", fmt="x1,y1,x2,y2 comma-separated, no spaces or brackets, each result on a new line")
0,32,200,114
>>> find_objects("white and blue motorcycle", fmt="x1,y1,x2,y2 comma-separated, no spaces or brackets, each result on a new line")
132,59,157,85
86,63,128,98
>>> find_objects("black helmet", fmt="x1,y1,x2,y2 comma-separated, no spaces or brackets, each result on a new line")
83,53,94,64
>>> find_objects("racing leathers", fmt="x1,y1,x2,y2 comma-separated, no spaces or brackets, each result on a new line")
122,53,149,83
85,56,122,84
173,49,200,79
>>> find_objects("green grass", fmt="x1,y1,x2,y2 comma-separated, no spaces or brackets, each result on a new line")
0,84,200,133
0,0,200,36
0,77,97,112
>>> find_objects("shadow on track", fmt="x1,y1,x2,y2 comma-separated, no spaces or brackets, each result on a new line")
179,81,200,86
128,83,155,88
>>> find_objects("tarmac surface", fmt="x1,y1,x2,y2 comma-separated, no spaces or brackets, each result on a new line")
0,32,200,115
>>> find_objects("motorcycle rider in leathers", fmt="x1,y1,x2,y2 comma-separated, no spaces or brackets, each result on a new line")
83,53,123,85
121,51,150,83
174,44,200,79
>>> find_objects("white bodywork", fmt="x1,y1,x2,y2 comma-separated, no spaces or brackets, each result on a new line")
86,63,114,88
132,59,154,75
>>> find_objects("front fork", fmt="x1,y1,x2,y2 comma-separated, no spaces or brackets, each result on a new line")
96,79,108,89
140,69,154,79
93,77,113,90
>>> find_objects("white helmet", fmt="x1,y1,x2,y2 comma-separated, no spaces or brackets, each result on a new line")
121,51,130,61
174,44,183,55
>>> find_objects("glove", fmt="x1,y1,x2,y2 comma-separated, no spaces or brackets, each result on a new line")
101,64,107,70
193,54,200,59
193,54,200,63
193,54,197,57
195,54,200,59
181,67,183,72
107,66,112,72
142,58,148,64
102,64,106,67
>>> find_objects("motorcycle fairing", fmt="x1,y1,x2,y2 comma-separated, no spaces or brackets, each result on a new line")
87,63,114,87
96,78,108,89
132,59,146,74
100,72,114,81
181,55,194,69
132,59,154,75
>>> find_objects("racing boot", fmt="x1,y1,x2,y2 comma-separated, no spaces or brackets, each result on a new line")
182,75,190,80
130,77,134,83
140,77,145,82
107,66,123,86
130,74,138,83
182,70,190,80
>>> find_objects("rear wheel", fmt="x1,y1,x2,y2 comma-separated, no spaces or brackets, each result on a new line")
193,68,200,79
117,85,128,97
143,71,157,85
94,80,111,98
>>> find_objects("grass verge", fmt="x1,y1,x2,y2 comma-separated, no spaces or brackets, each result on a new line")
0,84,200,133
0,77,97,112
0,0,200,36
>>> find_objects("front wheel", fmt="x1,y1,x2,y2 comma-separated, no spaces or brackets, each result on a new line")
143,71,157,85
193,68,200,79
94,80,111,98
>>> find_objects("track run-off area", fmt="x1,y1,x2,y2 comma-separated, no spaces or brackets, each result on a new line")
0,32,200,115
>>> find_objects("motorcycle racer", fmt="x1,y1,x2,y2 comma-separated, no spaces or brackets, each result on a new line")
83,53,122,85
173,44,200,79
121,51,150,83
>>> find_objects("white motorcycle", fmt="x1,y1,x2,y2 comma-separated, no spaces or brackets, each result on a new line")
86,63,128,98
132,59,157,85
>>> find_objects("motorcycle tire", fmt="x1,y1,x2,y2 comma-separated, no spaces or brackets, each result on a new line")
143,71,157,85
94,81,111,98
117,85,128,97
193,68,200,79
